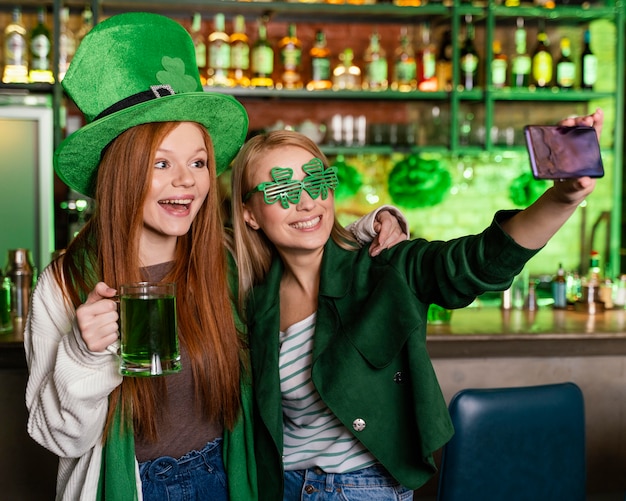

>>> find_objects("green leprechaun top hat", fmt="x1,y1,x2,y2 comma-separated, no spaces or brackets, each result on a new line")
54,12,249,198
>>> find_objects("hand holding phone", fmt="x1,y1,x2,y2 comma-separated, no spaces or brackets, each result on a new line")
524,124,604,180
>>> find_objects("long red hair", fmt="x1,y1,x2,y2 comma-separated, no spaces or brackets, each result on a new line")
54,122,243,441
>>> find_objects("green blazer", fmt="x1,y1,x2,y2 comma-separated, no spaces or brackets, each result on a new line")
247,210,539,500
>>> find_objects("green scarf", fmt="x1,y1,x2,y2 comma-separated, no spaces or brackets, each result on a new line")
96,399,138,501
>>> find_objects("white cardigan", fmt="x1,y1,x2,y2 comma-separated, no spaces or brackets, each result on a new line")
23,266,142,501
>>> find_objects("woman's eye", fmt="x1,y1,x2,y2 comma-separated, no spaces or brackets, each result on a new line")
192,159,207,169
155,160,168,170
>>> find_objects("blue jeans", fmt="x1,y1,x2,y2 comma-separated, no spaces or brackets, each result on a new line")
139,438,227,501
283,463,414,501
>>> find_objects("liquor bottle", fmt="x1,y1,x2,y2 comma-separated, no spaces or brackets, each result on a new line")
580,29,598,90
332,48,361,91
307,29,332,91
416,23,437,92
229,15,250,88
552,263,567,309
207,13,232,87
391,26,417,92
531,22,552,88
29,7,54,84
435,29,453,91
76,6,94,46
524,278,538,312
555,37,575,90
2,7,29,84
190,13,207,86
278,23,303,89
459,15,479,90
58,7,77,82
587,250,601,285
363,31,388,91
491,40,507,89
250,20,274,88
511,18,531,88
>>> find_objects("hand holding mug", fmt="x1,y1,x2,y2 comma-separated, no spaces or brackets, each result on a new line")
76,282,119,353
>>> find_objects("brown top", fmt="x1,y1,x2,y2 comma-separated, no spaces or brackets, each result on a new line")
134,262,222,462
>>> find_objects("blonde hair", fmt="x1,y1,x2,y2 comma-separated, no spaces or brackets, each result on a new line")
230,130,359,315
56,122,243,441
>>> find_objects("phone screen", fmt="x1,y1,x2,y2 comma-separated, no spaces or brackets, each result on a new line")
524,125,604,179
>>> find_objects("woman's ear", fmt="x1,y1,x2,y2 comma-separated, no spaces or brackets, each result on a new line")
243,206,260,230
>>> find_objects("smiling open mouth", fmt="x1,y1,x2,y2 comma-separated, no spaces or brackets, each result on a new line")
290,216,321,230
159,199,192,211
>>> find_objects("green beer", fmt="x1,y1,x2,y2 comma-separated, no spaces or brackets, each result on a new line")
119,282,180,376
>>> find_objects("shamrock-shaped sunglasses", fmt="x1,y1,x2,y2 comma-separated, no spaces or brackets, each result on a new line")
243,158,339,209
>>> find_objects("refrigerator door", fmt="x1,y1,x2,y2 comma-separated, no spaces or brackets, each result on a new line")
0,100,55,273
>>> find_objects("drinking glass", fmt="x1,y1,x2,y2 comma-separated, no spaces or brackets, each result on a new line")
119,282,180,377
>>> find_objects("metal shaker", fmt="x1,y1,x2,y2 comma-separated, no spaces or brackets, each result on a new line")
5,248,34,334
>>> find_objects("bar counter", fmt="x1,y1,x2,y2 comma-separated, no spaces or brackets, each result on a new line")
3,306,626,367
426,306,626,358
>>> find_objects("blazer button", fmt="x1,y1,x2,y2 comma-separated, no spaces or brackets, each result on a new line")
352,418,366,432
393,371,404,384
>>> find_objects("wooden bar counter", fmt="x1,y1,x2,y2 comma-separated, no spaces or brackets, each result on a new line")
426,306,626,358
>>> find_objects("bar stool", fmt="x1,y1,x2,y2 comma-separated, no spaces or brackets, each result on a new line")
437,382,586,501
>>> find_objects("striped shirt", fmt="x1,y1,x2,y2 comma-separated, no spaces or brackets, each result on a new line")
279,312,377,472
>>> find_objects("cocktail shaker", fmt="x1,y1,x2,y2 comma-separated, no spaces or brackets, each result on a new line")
5,248,34,334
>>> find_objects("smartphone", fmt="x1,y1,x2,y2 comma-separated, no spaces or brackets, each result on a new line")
524,124,604,180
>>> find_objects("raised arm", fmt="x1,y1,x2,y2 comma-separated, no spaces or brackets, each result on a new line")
500,108,602,249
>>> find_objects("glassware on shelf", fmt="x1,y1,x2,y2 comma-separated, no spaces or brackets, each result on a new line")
229,15,251,88
207,13,232,87
580,29,598,90
190,13,207,86
2,7,28,84
278,23,303,89
511,17,531,88
332,48,361,91
531,20,553,88
362,31,388,91
307,29,332,91
392,26,417,92
29,7,54,84
58,7,77,82
250,19,274,88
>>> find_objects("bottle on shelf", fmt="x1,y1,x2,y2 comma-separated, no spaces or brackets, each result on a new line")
580,28,598,90
190,13,207,86
29,7,54,84
307,29,332,91
511,17,531,88
459,15,479,91
278,23,303,90
524,278,538,312
491,39,507,89
531,21,552,88
207,13,232,87
332,48,361,91
552,263,567,309
362,30,388,91
229,14,250,88
250,19,274,88
2,7,29,84
76,6,94,46
435,29,453,92
416,22,437,92
58,7,77,82
587,250,602,286
555,37,575,90
392,26,417,92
